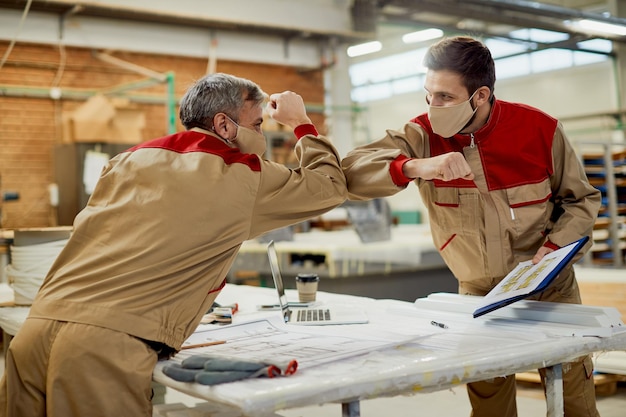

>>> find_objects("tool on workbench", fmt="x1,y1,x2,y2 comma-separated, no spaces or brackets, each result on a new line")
162,354,298,385
201,302,239,324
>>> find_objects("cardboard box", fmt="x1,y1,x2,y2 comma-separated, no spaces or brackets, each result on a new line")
65,94,146,144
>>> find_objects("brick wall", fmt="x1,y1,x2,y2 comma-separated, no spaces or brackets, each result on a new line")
0,42,325,228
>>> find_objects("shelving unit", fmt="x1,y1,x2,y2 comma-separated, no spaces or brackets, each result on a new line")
581,144,626,266
53,143,137,226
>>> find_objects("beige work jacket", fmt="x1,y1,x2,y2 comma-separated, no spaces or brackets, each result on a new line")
29,126,347,349
342,99,601,294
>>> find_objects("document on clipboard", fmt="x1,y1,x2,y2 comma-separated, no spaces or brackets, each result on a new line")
473,236,589,318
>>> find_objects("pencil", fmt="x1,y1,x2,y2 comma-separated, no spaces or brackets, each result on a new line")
180,340,227,350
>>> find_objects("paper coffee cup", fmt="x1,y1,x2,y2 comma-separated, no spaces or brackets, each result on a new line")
295,273,319,302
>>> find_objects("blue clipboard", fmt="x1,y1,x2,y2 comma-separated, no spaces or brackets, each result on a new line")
473,236,589,318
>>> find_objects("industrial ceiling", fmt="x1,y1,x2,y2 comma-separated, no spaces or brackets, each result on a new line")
0,0,624,49
376,0,626,49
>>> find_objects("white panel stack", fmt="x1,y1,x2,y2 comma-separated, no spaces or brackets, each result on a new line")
7,239,67,305
6,229,70,305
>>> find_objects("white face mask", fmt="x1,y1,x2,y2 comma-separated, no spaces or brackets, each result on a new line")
427,91,478,138
219,116,267,156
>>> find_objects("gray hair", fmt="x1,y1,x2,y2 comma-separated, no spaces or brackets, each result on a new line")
179,73,266,130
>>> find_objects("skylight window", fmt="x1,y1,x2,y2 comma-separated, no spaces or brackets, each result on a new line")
577,38,613,54
349,29,610,103
530,49,573,72
349,49,427,87
573,50,608,65
484,38,530,59
509,28,569,43
495,54,531,79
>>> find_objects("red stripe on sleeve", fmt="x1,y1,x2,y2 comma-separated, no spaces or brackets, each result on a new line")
390,155,414,187
294,124,318,139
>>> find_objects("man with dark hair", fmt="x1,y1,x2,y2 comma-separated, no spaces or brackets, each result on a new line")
342,36,601,417
0,73,347,417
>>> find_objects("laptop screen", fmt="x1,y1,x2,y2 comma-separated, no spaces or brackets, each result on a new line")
267,241,291,322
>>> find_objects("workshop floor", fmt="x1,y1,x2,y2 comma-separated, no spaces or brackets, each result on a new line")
162,379,626,416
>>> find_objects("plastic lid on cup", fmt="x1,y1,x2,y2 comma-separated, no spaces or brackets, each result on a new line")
295,273,319,282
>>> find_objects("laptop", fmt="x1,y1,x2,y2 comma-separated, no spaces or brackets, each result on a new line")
266,241,369,326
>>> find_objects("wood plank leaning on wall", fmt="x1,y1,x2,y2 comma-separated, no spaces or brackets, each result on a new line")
0,41,325,229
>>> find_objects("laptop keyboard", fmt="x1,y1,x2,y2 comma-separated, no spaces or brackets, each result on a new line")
297,308,331,322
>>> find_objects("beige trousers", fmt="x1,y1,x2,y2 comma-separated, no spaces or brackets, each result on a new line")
0,318,157,417
467,355,599,417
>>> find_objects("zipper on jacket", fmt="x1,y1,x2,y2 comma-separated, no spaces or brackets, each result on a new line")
470,133,475,148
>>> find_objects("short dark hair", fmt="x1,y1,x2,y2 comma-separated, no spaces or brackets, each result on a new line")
423,36,496,98
179,73,266,130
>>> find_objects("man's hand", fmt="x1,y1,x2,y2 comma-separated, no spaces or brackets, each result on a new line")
266,91,312,130
532,245,554,264
404,152,474,181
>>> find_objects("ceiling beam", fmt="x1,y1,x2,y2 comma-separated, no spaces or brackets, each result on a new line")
0,0,373,44
379,0,626,44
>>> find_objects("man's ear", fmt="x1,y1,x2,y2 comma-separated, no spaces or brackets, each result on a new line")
476,86,491,106
212,113,233,138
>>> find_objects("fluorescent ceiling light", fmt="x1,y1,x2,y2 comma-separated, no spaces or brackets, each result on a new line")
575,19,626,36
347,41,382,57
402,28,444,44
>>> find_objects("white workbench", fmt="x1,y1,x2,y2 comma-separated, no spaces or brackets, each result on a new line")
0,283,624,417
152,284,626,417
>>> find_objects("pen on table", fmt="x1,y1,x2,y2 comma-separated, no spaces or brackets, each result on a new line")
180,340,227,350
430,321,448,329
